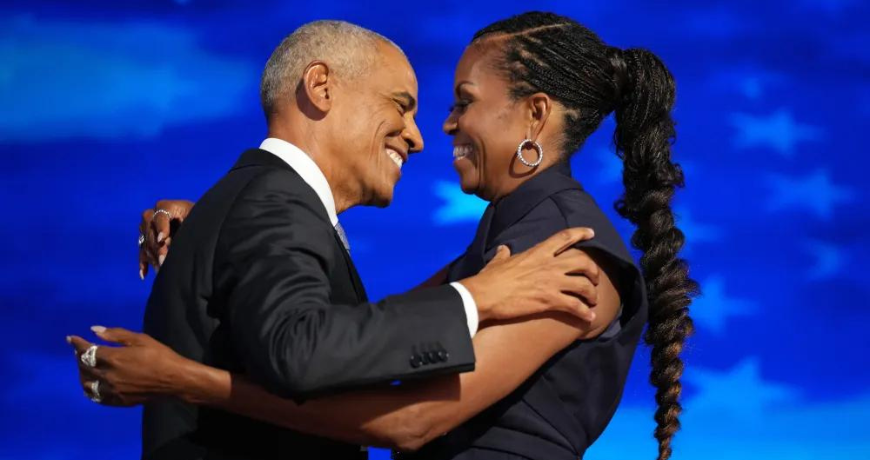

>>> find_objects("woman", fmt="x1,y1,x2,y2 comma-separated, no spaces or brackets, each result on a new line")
73,12,697,460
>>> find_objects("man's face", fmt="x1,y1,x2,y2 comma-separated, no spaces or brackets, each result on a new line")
330,42,423,207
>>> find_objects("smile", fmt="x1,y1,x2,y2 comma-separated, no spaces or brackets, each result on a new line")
386,147,405,169
453,144,473,159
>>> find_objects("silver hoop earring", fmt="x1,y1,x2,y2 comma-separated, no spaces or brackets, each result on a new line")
516,138,543,167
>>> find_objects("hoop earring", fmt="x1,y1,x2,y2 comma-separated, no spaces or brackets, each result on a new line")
516,138,544,167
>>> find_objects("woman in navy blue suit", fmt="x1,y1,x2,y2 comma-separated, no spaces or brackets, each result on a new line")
72,12,697,460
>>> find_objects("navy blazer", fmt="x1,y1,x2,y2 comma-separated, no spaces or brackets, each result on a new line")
403,162,648,460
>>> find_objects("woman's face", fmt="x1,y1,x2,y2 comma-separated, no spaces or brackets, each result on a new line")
443,43,547,202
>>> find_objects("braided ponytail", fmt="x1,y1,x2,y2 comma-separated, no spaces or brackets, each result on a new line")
613,48,699,460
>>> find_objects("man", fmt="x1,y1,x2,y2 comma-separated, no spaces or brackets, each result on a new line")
73,21,600,460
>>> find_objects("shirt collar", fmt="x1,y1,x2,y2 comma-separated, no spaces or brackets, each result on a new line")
259,138,339,226
489,161,582,244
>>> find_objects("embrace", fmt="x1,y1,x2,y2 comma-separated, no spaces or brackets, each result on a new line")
69,11,697,460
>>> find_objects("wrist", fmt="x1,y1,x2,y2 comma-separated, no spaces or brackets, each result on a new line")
459,277,492,323
169,357,216,405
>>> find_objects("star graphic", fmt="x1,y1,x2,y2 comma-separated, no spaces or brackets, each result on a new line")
691,276,756,335
432,180,487,225
731,110,823,156
710,67,787,100
675,207,722,253
686,358,799,421
590,147,623,184
767,169,854,220
802,239,845,280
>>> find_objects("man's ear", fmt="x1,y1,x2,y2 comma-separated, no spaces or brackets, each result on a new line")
299,61,333,114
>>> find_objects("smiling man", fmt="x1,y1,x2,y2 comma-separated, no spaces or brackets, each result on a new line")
81,21,601,460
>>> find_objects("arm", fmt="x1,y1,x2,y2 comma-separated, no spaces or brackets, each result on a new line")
216,170,476,399
73,249,620,451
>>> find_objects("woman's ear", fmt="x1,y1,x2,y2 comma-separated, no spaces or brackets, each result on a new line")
527,92,552,140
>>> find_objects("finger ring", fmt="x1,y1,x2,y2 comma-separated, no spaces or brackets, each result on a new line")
81,345,98,368
89,380,102,403
138,233,146,248
152,209,172,220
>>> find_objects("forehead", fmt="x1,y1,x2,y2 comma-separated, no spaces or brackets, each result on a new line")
369,42,418,95
454,42,502,88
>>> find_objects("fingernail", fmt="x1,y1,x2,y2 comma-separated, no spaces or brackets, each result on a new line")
66,336,72,344
589,229,595,237
91,326,106,334
158,254,166,266
157,232,165,243
139,269,144,280
588,312,596,321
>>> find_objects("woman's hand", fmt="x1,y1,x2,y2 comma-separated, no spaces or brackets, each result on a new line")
68,327,192,406
139,200,194,279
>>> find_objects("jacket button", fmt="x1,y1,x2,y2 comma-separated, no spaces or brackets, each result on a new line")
410,356,421,368
427,351,439,363
420,353,430,365
437,350,448,362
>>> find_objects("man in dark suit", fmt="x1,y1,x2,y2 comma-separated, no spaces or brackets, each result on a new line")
72,20,600,460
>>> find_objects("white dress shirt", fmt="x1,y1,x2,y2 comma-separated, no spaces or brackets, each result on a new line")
259,138,479,337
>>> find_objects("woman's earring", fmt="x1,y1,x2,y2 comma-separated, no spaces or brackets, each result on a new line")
516,138,544,167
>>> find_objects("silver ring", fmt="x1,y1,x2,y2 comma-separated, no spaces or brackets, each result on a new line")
89,380,102,403
138,233,146,248
81,345,98,368
152,209,172,220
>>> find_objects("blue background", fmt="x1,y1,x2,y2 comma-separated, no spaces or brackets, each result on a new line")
2,0,869,458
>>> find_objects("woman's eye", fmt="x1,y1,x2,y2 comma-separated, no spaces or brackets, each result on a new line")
449,101,470,113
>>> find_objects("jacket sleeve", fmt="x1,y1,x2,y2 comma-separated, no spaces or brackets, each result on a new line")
214,170,475,401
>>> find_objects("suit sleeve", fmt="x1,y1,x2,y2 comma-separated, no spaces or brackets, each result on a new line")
215,170,475,401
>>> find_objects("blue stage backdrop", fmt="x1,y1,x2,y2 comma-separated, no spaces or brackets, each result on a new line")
2,1,868,459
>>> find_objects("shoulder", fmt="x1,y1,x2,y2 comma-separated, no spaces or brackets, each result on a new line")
216,166,335,262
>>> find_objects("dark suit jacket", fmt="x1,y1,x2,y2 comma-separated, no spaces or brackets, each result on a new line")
141,148,476,460
403,162,648,460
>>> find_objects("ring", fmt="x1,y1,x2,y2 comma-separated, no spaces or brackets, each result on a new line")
138,233,146,248
153,209,172,220
81,345,98,368
89,380,102,403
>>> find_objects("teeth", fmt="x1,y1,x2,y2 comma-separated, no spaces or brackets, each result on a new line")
453,145,472,159
386,148,404,169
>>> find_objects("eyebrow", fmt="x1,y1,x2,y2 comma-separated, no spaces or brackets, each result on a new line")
392,91,417,112
454,81,475,96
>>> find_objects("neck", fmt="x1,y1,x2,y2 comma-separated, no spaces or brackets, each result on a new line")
267,118,360,215
487,155,563,203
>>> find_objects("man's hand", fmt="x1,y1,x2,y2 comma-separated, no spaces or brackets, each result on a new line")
68,327,190,406
139,199,194,279
460,228,601,323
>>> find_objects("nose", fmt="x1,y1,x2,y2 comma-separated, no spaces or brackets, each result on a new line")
443,111,458,136
402,118,424,153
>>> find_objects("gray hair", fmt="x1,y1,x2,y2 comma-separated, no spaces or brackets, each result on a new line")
260,20,402,116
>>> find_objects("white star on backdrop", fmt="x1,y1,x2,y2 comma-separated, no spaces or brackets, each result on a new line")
691,276,756,335
731,110,823,156
675,207,722,253
802,239,845,280
432,180,487,225
767,169,855,220
686,358,799,421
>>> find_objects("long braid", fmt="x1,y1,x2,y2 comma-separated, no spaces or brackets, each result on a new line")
614,48,699,460
474,12,699,460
